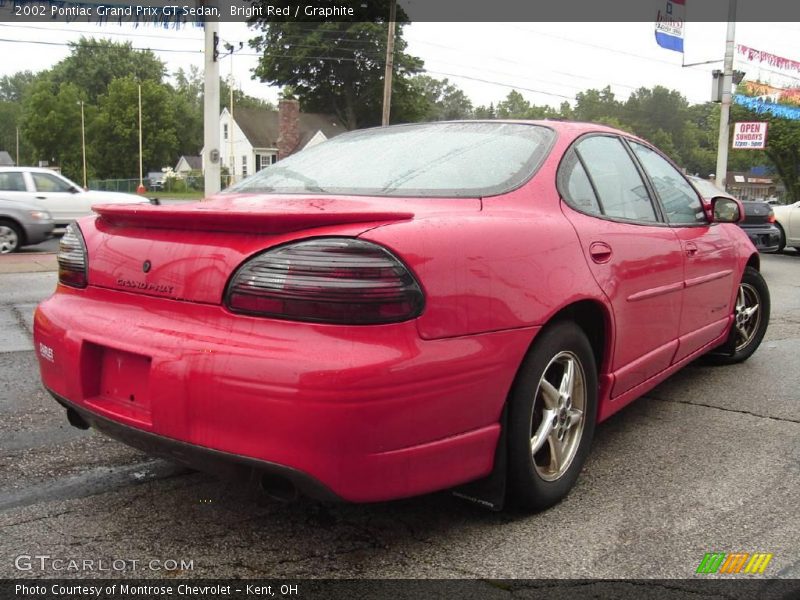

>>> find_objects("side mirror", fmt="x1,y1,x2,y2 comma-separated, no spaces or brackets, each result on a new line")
711,196,743,223
70,186,82,194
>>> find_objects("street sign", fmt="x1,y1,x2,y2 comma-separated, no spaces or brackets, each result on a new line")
733,122,768,149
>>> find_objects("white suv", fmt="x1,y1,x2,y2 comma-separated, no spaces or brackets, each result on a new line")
0,167,155,226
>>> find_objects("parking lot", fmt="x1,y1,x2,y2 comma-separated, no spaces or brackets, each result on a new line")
1,249,798,580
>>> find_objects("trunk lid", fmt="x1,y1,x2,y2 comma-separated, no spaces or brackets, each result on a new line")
741,200,773,225
82,193,477,305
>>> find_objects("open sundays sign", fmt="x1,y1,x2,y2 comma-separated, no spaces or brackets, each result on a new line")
733,122,768,150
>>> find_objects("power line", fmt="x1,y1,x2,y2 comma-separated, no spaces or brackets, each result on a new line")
0,36,201,54
0,34,710,105
0,22,202,41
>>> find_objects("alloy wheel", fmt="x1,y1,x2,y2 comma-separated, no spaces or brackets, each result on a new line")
734,283,761,352
0,225,19,254
529,351,586,482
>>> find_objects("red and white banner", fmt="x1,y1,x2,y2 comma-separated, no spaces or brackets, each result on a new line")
737,45,800,75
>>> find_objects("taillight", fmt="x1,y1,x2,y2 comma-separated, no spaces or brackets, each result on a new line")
768,210,776,223
58,223,88,288
226,238,424,324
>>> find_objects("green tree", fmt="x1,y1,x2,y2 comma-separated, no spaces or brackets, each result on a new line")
91,77,178,179
50,38,165,103
762,117,800,203
572,86,621,123
410,75,473,121
473,103,496,119
250,8,424,128
0,71,37,103
0,71,38,164
496,90,532,119
21,78,84,179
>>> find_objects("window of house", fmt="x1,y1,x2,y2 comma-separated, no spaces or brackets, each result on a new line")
223,124,228,140
260,154,276,170
241,155,247,177
0,172,26,192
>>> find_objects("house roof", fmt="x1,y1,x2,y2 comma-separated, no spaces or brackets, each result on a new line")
0,151,14,166
177,155,202,170
228,107,346,150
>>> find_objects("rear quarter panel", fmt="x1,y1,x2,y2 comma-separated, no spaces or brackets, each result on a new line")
360,184,608,341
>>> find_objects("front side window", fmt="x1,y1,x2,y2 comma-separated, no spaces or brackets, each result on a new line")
32,172,73,193
229,122,555,198
630,142,706,225
574,136,657,222
0,172,26,192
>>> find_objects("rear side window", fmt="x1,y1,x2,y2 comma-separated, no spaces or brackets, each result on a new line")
228,122,555,198
558,150,602,215
573,136,657,222
0,172,26,192
630,142,706,225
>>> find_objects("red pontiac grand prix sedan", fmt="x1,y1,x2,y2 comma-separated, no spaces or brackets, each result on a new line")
34,121,769,511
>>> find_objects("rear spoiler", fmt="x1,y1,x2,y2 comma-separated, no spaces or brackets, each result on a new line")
92,199,414,234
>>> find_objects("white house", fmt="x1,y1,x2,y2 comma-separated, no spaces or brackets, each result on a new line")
204,99,347,183
175,155,202,177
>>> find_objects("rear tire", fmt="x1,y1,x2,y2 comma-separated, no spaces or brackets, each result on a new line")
775,224,786,252
507,321,597,511
705,266,770,365
0,220,22,254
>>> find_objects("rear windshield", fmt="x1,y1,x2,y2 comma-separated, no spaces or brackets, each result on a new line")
227,122,554,197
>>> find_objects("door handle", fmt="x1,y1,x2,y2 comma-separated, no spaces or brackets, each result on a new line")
36,196,47,200
589,241,612,263
685,242,698,257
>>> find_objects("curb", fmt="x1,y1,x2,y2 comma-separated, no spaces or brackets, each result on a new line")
0,253,58,274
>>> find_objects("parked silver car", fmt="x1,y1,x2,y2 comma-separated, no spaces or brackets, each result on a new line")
0,198,54,253
0,167,155,226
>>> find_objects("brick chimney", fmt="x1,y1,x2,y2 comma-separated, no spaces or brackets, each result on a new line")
277,98,300,160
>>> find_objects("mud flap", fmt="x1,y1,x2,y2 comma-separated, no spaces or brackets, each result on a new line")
451,406,508,511
709,317,737,357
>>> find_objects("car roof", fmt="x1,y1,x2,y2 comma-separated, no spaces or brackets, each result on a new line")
0,166,68,174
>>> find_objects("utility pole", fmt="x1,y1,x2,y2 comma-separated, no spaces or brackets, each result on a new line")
715,0,737,191
80,101,87,189
381,0,397,127
203,20,221,197
229,73,234,185
15,126,19,167
137,84,144,194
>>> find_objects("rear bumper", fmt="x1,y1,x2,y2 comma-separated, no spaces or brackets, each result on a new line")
35,285,536,502
50,390,341,501
739,224,781,252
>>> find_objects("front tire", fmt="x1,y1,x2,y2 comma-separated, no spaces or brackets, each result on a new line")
706,266,770,365
0,220,22,254
507,321,597,511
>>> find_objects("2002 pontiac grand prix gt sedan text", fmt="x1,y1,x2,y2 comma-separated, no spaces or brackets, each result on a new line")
34,121,770,511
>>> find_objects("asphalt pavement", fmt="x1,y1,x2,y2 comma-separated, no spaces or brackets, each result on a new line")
0,251,798,580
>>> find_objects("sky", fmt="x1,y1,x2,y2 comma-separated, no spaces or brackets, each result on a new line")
1,20,799,109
